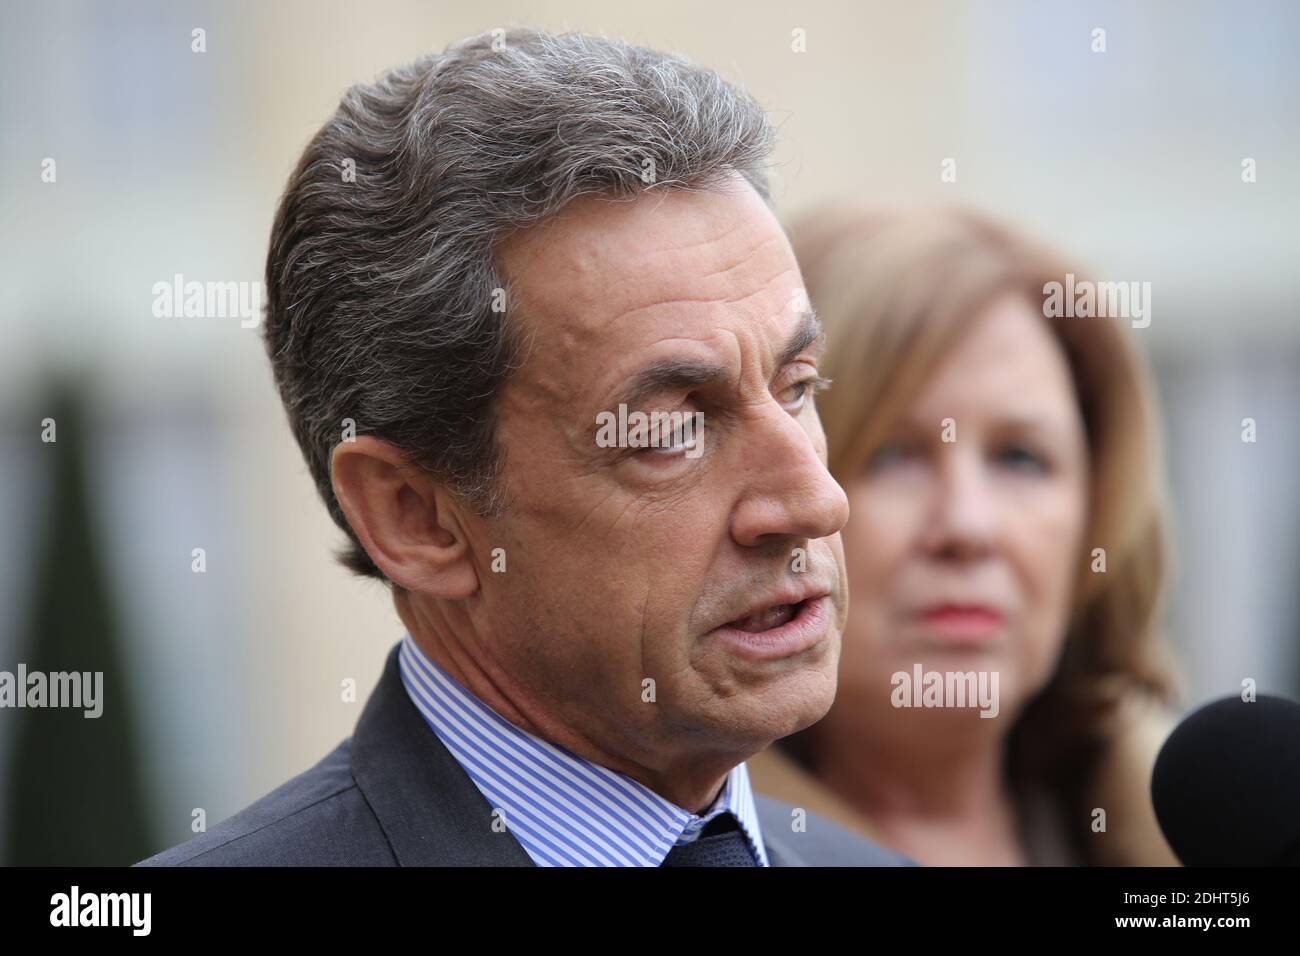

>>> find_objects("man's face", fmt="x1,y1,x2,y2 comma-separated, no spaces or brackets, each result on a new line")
465,174,849,773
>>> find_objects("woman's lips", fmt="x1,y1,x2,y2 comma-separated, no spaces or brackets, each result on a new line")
916,604,1005,643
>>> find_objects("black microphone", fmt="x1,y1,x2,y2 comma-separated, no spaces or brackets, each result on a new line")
1151,694,1300,866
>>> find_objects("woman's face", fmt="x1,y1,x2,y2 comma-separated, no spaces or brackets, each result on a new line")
837,292,1090,727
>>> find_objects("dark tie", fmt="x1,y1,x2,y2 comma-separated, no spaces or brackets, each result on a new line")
661,812,758,866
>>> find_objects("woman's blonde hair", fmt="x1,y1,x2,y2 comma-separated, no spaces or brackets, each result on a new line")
785,203,1183,864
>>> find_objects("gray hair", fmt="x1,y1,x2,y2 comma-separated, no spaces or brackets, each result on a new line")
263,28,776,582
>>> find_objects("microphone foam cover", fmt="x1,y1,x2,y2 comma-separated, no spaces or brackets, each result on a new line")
1151,694,1300,866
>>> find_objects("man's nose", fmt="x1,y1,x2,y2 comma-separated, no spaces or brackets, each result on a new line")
728,406,849,549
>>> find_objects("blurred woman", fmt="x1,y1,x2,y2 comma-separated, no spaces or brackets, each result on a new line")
748,205,1183,866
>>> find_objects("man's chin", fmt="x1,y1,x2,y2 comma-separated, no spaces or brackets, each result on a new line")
720,658,839,744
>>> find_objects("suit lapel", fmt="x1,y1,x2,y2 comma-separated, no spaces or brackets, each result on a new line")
751,794,811,866
759,827,809,867
350,643,536,866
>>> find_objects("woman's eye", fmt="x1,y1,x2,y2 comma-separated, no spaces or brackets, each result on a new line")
996,444,1049,472
868,441,914,469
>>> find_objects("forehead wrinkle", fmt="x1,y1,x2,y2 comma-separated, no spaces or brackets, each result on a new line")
609,264,800,327
623,232,788,298
640,213,750,258
507,200,792,342
588,221,790,320
523,190,749,284
643,226,782,276
695,233,785,282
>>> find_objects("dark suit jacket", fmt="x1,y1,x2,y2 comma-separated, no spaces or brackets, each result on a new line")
137,643,914,866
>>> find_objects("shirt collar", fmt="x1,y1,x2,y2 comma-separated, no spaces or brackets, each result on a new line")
397,633,769,866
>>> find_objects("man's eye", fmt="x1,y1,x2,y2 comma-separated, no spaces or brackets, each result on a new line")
635,415,705,459
644,425,697,454
779,375,831,409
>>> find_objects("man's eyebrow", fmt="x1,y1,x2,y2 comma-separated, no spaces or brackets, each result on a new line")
605,310,826,413
777,309,825,368
608,359,731,414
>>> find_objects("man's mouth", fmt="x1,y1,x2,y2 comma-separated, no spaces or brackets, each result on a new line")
728,601,802,633
712,594,832,661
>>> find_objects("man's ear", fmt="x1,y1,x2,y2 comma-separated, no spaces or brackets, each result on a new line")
330,436,479,597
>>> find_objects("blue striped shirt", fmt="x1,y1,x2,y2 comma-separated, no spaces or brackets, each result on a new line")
398,633,770,866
